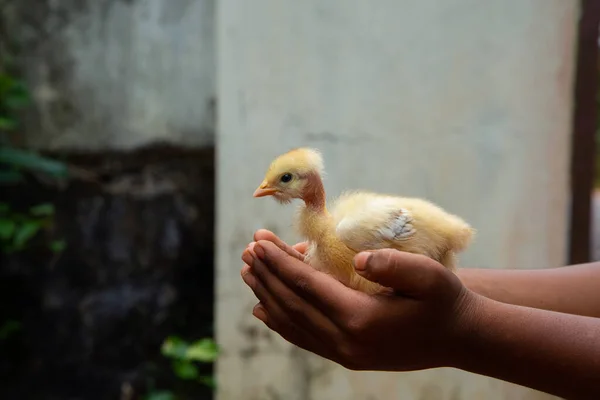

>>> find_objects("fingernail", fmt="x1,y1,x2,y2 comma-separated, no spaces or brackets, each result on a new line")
353,252,371,271
253,304,267,322
254,243,266,260
247,242,257,257
241,250,254,266
241,267,255,287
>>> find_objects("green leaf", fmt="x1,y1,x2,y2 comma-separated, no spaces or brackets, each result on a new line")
0,320,21,340
49,239,67,253
12,220,42,249
0,73,17,94
4,82,29,109
0,116,17,130
0,147,69,177
0,170,24,183
185,338,219,362
0,218,16,240
172,360,199,380
0,203,9,213
29,203,55,216
198,375,217,389
144,391,177,400
161,336,188,360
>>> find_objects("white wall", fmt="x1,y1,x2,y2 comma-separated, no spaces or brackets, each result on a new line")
216,1,578,399
21,0,215,150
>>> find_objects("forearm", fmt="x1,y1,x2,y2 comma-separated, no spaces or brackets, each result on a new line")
457,263,600,317
454,296,600,399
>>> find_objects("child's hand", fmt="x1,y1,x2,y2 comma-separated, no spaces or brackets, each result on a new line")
240,233,482,371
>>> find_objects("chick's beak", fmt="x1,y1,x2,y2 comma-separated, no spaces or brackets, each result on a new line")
253,182,277,197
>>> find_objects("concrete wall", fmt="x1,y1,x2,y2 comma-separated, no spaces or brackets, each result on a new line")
216,1,578,399
15,0,215,150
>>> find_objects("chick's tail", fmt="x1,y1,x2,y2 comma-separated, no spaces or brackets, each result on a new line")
449,224,476,252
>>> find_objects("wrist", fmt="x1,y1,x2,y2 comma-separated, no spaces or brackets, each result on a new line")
456,268,484,296
444,288,492,369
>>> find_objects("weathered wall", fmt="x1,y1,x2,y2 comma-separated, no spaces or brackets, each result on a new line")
216,1,577,399
1,2,217,398
5,0,215,150
0,146,216,400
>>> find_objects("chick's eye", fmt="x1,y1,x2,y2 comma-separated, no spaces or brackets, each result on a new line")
280,173,292,183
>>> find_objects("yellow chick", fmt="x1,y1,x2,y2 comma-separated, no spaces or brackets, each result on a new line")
253,147,475,294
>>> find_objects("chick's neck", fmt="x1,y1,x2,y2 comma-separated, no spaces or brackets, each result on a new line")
301,173,327,213
298,173,333,243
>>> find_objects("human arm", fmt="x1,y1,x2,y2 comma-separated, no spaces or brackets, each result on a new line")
458,263,600,318
240,233,600,399
459,296,600,399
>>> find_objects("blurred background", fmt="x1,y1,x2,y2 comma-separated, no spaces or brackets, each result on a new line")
0,1,598,400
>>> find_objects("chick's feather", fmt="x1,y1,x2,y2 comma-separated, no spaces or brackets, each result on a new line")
330,191,474,270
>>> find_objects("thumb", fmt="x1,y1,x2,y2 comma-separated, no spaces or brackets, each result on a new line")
353,249,449,298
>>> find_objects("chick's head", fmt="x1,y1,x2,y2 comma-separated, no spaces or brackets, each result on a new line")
253,147,324,204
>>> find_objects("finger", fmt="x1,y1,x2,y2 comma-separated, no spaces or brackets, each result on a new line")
241,264,326,354
252,304,337,362
353,249,452,298
243,253,302,326
292,242,309,254
242,248,341,341
243,262,337,361
254,229,306,261
242,267,329,355
254,240,367,325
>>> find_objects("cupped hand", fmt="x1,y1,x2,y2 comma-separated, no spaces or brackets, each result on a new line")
240,230,482,371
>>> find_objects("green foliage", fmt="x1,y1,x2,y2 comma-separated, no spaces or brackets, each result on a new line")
161,336,219,386
0,146,71,183
49,239,67,253
197,375,217,389
0,74,69,251
0,64,70,183
12,220,42,249
161,336,219,363
145,391,177,400
0,71,29,135
0,201,66,254
144,336,219,399
29,202,55,216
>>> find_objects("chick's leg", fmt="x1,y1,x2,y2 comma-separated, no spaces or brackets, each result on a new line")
351,273,386,295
